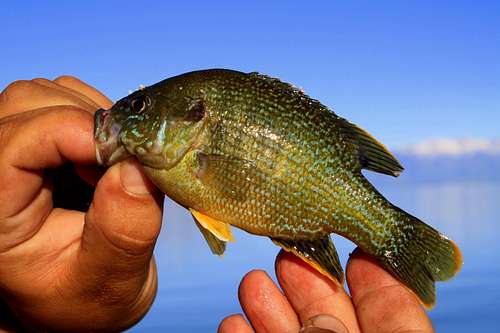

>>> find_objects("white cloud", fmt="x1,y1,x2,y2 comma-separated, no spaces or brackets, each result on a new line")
399,138,500,156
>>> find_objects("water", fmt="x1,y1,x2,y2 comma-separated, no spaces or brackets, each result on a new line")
131,181,500,332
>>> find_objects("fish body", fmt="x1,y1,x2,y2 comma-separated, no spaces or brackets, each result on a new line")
94,69,462,308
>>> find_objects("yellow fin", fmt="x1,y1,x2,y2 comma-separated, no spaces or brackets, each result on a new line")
193,217,226,256
189,208,235,242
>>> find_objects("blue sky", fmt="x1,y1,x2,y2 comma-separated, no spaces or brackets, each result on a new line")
1,1,498,147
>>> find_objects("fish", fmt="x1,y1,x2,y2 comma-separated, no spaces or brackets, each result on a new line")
94,69,462,308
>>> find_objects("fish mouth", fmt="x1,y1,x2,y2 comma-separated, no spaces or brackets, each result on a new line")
94,108,131,166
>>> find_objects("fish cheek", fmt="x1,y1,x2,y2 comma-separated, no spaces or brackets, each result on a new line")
143,119,205,170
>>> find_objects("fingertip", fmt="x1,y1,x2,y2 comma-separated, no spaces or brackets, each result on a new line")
346,248,401,303
275,250,361,333
346,248,433,333
95,158,161,201
218,314,252,333
91,161,163,245
238,269,272,304
120,159,159,197
276,250,323,284
238,269,301,332
82,161,163,269
276,250,309,279
275,250,343,300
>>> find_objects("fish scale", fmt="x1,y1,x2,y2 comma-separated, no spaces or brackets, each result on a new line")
197,76,393,243
209,75,410,244
94,69,462,308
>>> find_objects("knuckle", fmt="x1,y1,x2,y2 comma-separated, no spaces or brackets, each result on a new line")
54,75,80,85
84,207,157,260
1,80,34,96
103,228,157,258
31,77,52,85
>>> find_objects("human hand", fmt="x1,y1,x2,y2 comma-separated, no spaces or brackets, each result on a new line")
0,77,163,332
219,248,434,333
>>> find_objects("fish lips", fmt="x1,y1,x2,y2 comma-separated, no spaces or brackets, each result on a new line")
94,108,131,166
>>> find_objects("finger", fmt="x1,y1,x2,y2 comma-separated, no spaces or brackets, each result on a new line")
75,159,163,304
0,107,94,251
346,248,434,333
218,314,253,333
275,251,361,333
0,107,94,216
32,78,101,110
238,270,300,333
0,80,96,117
54,75,113,109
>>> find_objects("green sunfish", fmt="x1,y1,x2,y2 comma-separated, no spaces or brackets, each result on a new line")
94,69,462,308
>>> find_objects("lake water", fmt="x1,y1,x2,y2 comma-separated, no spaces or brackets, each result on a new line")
130,181,500,332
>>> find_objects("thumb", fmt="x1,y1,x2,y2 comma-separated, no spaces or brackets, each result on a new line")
83,158,163,261
301,315,350,333
76,158,163,315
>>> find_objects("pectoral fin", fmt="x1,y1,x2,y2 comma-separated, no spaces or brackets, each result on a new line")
190,209,234,256
272,236,344,284
194,152,256,202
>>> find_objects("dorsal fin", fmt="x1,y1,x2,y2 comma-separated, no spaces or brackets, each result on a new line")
340,118,404,177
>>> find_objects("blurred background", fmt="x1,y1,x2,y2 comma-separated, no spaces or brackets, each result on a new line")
2,1,499,332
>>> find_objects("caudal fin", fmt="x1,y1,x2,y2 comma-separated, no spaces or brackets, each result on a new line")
378,211,463,308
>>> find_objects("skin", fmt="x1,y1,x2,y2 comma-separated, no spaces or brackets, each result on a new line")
0,77,163,332
219,249,435,333
218,249,434,333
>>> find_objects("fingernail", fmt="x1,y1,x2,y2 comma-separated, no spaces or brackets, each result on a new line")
300,314,349,333
120,159,152,195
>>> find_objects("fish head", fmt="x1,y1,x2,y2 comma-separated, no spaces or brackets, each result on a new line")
94,84,207,169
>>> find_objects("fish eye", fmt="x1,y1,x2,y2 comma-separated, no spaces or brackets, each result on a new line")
130,95,150,113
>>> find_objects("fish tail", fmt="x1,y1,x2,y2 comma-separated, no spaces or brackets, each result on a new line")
376,210,463,308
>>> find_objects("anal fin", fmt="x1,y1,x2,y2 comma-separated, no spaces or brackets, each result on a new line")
272,236,344,284
190,208,234,256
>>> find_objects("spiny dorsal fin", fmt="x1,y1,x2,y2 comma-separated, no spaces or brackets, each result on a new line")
340,118,404,177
